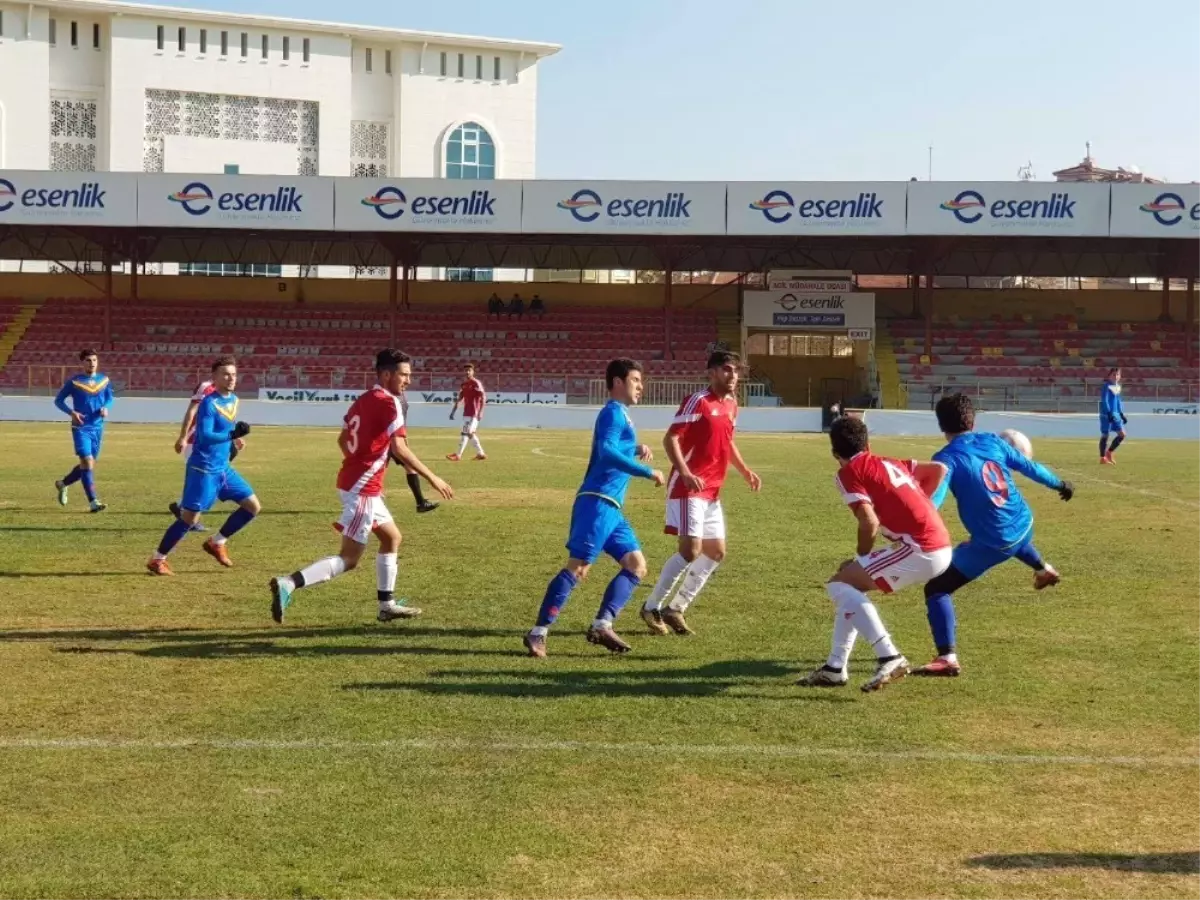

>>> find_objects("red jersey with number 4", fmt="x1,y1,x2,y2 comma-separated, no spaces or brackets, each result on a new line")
666,390,738,501
834,452,950,552
336,386,406,496
459,377,486,418
183,380,216,446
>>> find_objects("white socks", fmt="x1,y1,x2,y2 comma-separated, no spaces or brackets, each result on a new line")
669,555,721,612
469,435,485,456
297,555,347,589
456,435,470,456
826,581,899,661
826,582,859,670
643,553,690,612
376,552,398,596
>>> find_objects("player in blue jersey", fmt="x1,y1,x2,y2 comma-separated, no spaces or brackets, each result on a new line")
146,356,258,575
524,358,665,657
54,348,113,513
914,393,1075,676
1098,367,1127,465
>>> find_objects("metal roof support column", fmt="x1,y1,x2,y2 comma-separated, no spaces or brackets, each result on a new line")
130,241,140,301
1160,277,1172,322
103,249,114,351
1186,276,1196,368
663,258,673,361
388,259,399,348
923,269,934,360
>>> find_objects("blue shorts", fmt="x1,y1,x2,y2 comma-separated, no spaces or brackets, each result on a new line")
950,535,1037,581
180,465,254,513
71,426,103,459
1100,418,1125,436
565,494,640,564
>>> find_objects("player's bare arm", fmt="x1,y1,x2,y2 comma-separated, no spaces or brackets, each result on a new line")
663,430,703,492
851,502,880,556
175,400,201,453
913,461,948,498
449,390,462,420
390,434,454,499
729,440,761,491
636,444,653,462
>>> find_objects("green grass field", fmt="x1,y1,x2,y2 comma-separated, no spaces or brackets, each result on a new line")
1,421,1197,899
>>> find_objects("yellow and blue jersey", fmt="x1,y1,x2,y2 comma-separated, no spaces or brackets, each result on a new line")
576,400,654,509
54,372,113,427
931,432,1063,551
189,392,240,474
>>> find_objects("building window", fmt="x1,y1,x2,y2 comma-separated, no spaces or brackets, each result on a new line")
224,163,239,174
177,27,185,52
475,55,482,80
240,32,248,57
456,53,464,77
220,31,228,55
181,263,282,278
156,25,164,50
0,11,5,37
70,21,77,47
439,51,447,76
49,18,56,46
445,121,495,180
282,36,289,60
93,23,101,49
365,47,372,72
493,56,501,80
302,37,309,62
261,34,268,58
199,29,207,53
385,49,391,74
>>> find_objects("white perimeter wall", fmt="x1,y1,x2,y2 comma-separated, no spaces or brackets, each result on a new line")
2,398,1197,440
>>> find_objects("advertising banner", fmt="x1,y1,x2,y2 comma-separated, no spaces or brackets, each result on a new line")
728,182,907,235
520,180,727,235
0,171,138,226
906,181,1110,236
334,178,522,232
138,174,334,230
259,388,565,405
1109,183,1200,239
743,291,875,330
1121,401,1198,415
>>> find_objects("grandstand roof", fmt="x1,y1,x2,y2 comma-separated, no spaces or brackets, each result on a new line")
1,226,1196,278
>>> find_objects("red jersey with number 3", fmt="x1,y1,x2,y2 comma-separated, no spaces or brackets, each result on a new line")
336,386,406,496
666,390,738,501
183,380,217,447
459,377,486,418
834,452,950,551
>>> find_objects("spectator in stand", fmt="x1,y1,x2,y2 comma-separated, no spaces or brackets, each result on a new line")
508,293,525,319
530,294,546,319
487,293,504,319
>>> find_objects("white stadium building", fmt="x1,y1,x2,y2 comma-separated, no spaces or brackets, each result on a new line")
0,0,558,276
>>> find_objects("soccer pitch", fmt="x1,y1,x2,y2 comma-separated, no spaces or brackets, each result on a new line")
1,422,1197,899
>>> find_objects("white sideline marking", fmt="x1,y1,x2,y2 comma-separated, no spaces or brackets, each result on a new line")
532,446,588,462
0,736,1193,769
1055,468,1200,509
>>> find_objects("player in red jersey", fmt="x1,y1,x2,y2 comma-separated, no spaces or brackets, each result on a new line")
798,414,953,693
640,350,761,636
168,360,227,532
447,363,487,461
269,349,454,624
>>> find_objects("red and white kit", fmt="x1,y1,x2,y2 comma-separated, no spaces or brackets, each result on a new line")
664,389,738,540
334,385,406,544
458,376,486,435
181,380,216,460
834,452,952,593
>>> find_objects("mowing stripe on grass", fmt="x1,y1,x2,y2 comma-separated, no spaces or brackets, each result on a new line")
1056,468,1200,509
0,736,1194,768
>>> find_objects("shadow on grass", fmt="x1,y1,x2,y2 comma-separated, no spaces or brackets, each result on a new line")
343,659,849,701
1,625,516,642
0,571,141,578
967,852,1200,875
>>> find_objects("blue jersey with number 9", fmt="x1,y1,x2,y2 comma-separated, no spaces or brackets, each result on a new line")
932,432,1063,551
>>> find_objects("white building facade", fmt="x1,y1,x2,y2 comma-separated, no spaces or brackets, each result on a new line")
0,0,557,277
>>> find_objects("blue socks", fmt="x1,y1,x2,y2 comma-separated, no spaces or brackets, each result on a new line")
62,466,83,486
80,469,97,502
219,507,255,539
536,569,579,627
925,593,957,656
156,518,192,557
1015,542,1045,570
597,569,640,623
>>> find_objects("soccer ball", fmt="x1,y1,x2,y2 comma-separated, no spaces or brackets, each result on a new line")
999,429,1033,459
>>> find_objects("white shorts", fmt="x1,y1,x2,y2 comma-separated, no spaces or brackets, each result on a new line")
335,490,394,545
856,543,952,594
461,416,480,437
664,497,726,540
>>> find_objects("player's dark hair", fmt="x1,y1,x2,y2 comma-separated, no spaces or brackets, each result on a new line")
935,393,975,435
465,362,475,371
605,357,643,390
79,348,98,360
1107,366,1121,378
375,348,411,372
706,349,741,370
829,415,869,460
212,355,237,371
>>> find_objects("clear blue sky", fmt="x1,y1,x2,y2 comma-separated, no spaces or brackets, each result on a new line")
188,0,1199,182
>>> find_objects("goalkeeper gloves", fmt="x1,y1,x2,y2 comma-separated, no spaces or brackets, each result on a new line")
1057,480,1074,502
232,421,251,439
1120,413,1128,425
